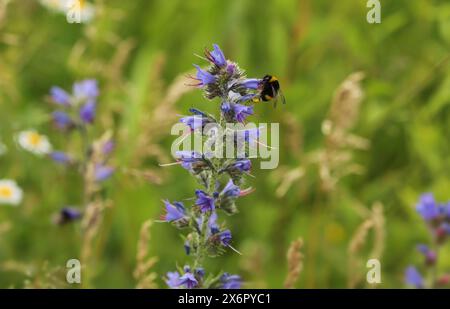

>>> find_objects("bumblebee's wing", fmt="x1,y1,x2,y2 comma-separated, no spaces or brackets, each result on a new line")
278,88,286,105
271,84,278,108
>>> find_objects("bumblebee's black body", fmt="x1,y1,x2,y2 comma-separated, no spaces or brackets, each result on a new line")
260,75,280,101
254,74,286,106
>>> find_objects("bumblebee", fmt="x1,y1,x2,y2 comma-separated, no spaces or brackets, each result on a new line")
253,75,286,107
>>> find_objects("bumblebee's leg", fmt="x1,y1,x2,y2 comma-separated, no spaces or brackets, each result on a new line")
252,97,262,103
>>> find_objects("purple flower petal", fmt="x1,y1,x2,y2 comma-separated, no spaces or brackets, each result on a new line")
221,102,253,123
210,44,227,67
219,229,232,246
405,266,423,288
50,151,72,164
240,78,261,90
178,272,198,289
194,65,216,86
221,179,240,198
163,200,186,222
52,111,73,130
79,101,96,124
73,79,99,101
50,86,71,106
195,190,215,213
220,273,242,289
165,271,181,289
94,165,114,181
102,140,115,155
416,193,439,221
232,159,251,172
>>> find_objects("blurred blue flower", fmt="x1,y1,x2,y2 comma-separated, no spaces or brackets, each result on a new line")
162,200,186,222
50,86,71,106
94,165,114,181
443,222,450,234
165,271,181,289
416,193,439,221
220,273,242,289
54,207,82,225
405,266,423,288
52,111,73,130
102,140,115,155
195,190,215,212
79,101,96,124
50,151,72,164
73,79,99,101
417,244,437,265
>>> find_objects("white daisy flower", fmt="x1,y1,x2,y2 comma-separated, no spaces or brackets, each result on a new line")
0,179,23,206
40,0,95,23
17,130,52,156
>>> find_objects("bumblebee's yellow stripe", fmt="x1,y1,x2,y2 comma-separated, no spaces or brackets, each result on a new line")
269,76,278,82
264,94,273,100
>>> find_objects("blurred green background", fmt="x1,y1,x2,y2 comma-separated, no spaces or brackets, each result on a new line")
0,0,449,288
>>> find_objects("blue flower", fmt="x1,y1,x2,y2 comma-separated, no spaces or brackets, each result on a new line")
405,266,423,288
220,159,252,176
226,63,236,75
79,101,96,124
165,271,181,289
195,190,215,212
175,151,204,170
52,111,73,130
180,115,206,131
162,200,186,222
180,109,216,131
50,151,72,164
193,65,216,86
94,165,114,181
417,244,437,265
197,211,218,233
232,159,251,172
240,78,261,90
221,102,253,123
207,213,233,247
73,79,99,101
218,229,232,246
221,179,240,198
102,140,115,155
208,44,227,67
50,86,71,106
220,273,242,289
54,207,82,225
178,272,198,289
416,193,439,221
